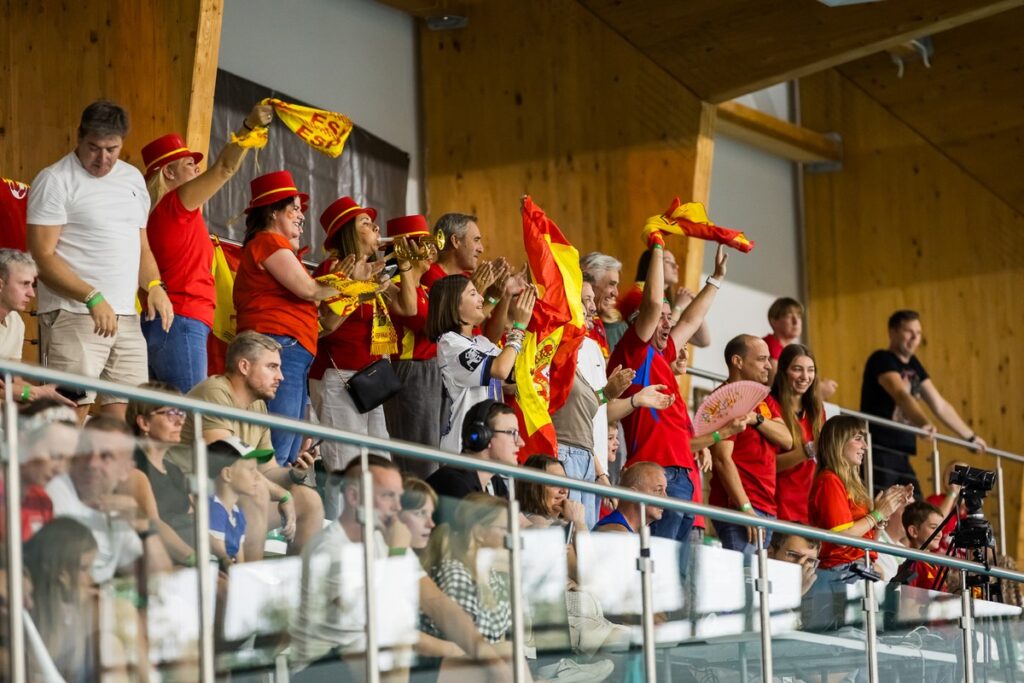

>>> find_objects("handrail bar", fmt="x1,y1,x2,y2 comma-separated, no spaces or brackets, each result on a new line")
687,366,1024,464
3,359,1024,583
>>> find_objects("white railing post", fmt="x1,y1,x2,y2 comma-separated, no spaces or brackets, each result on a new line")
4,373,26,683
191,412,215,683
638,504,657,683
506,479,526,683
359,446,380,683
755,526,773,683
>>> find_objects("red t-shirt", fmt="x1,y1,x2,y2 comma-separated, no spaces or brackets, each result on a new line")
0,178,28,251
419,262,449,290
709,394,783,516
763,333,784,360
809,470,877,568
907,560,941,591
310,258,380,378
775,411,816,524
392,286,437,361
0,482,53,542
234,232,318,355
146,189,215,326
608,326,694,470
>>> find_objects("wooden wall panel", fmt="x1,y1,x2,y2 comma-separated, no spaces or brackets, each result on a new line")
801,70,1024,557
2,0,223,359
418,0,714,293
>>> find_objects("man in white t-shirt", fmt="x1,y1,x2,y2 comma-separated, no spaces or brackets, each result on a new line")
46,416,171,583
26,100,174,420
0,249,74,405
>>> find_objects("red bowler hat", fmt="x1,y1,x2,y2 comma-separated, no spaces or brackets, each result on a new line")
141,133,204,180
245,170,309,214
320,196,378,248
386,214,429,239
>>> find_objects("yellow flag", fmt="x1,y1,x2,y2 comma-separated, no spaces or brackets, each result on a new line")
211,236,238,343
263,98,354,158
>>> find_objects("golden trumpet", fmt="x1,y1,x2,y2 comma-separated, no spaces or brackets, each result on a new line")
393,230,446,261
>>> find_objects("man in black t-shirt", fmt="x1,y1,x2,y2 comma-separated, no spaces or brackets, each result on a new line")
860,310,987,497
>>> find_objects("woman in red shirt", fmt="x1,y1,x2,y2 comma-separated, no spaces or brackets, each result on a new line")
234,171,339,466
310,196,401,518
140,103,273,393
809,415,914,573
771,343,824,525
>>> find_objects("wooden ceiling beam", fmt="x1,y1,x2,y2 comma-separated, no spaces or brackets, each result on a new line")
716,101,841,164
579,0,1024,103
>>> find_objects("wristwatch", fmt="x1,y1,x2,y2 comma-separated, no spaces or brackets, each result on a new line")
754,414,765,427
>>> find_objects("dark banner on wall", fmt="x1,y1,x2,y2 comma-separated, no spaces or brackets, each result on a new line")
206,69,409,262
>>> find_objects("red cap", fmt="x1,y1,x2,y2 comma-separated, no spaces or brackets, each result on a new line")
386,214,429,239
320,196,378,248
141,133,203,180
245,170,309,214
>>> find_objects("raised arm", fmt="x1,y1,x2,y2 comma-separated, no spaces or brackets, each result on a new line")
634,240,665,343
669,244,727,350
177,104,274,212
919,379,987,450
488,286,536,380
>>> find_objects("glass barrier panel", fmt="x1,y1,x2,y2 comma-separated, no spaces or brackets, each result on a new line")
878,582,963,680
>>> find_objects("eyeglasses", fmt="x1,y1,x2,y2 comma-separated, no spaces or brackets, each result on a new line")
493,428,521,442
152,408,186,421
784,550,820,569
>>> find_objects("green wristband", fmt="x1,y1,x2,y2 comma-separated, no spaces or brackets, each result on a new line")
869,509,885,524
486,296,499,306
740,503,754,512
595,388,608,405
85,292,105,310
278,492,292,505
388,547,408,557
512,321,527,331
712,430,721,444
20,385,31,402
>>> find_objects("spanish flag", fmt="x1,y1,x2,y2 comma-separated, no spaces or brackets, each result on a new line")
512,197,586,457
208,236,242,375
646,197,755,253
231,98,354,159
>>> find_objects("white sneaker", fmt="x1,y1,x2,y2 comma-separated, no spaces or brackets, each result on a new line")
537,657,615,683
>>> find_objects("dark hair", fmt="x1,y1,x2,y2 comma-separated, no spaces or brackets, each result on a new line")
723,334,758,368
768,531,822,553
77,99,129,139
325,216,359,257
770,343,824,451
83,415,134,437
24,518,98,669
518,454,564,517
125,381,181,436
888,310,920,330
426,274,472,341
768,297,804,321
244,195,299,246
333,452,399,488
902,501,941,537
461,399,515,445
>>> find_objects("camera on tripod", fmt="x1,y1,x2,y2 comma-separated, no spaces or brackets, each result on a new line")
949,464,995,550
948,464,995,493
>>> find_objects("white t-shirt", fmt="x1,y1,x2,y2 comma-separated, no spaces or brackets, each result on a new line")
437,332,503,453
0,310,24,361
290,523,421,671
577,337,609,472
45,473,143,583
27,153,148,315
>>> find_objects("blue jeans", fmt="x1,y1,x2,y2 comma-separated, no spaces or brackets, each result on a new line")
141,314,210,394
715,507,775,554
556,443,597,530
650,466,695,542
266,335,314,466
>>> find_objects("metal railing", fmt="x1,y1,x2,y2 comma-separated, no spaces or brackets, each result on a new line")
688,365,1019,550
3,358,1024,683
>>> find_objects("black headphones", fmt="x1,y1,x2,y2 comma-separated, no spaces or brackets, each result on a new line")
462,399,500,452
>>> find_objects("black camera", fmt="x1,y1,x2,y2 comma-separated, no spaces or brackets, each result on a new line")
949,464,995,492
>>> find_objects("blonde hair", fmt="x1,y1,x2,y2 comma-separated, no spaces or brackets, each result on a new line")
422,493,507,577
146,169,171,211
817,415,870,506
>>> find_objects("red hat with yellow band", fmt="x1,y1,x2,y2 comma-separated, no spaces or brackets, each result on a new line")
386,214,430,239
245,170,309,214
320,196,378,249
141,133,204,180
